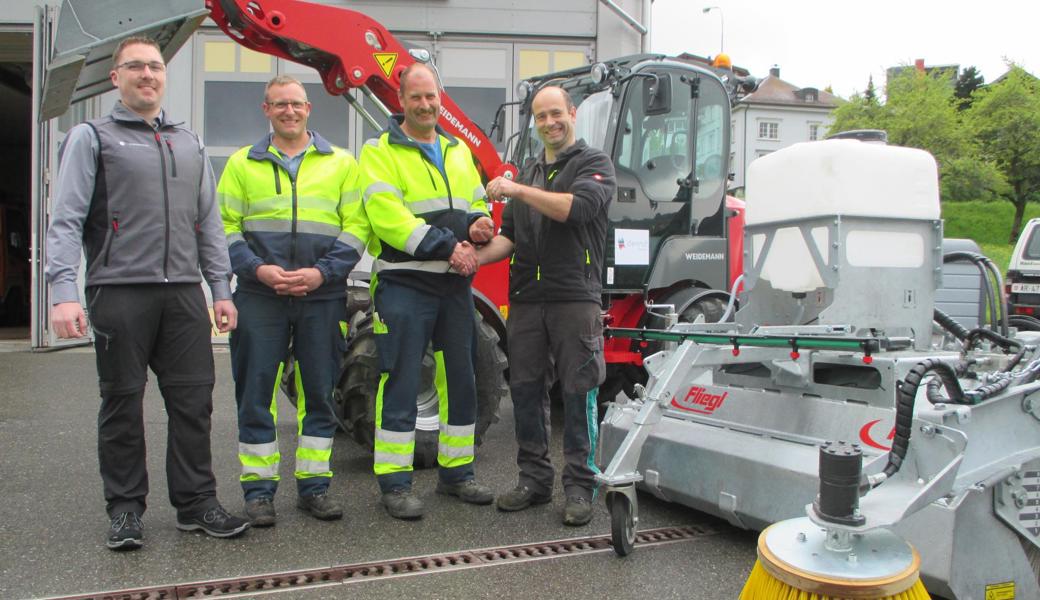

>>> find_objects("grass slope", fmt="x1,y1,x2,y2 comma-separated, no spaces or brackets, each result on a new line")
942,201,1040,271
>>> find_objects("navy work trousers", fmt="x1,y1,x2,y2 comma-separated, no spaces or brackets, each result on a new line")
230,291,345,500
372,278,476,492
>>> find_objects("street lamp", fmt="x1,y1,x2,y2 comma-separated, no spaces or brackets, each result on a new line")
702,6,724,54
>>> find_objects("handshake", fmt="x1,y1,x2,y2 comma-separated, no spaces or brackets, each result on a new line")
451,215,496,276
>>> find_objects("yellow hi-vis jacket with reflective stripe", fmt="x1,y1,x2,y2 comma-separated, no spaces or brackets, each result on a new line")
359,116,489,295
219,131,368,300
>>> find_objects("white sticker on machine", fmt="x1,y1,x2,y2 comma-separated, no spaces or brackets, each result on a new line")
607,267,614,285
615,229,649,265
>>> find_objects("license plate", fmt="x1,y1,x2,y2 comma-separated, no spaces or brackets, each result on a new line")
1012,283,1040,294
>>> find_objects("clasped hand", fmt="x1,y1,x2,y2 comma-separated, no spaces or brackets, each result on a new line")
257,265,324,296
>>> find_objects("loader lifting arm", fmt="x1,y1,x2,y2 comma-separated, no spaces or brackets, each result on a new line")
206,0,516,181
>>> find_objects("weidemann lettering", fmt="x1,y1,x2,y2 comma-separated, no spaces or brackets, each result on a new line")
440,106,482,148
684,252,725,261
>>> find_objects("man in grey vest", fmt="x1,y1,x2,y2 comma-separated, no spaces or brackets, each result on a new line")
45,36,249,551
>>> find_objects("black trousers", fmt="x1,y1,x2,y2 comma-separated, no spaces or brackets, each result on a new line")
88,283,219,518
506,301,605,500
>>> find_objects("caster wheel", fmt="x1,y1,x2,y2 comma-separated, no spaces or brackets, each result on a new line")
610,493,636,556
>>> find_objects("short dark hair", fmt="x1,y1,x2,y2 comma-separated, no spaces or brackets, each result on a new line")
533,85,575,111
399,63,438,96
112,36,162,68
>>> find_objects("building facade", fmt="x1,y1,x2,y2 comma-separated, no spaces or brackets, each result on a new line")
3,0,649,347
730,66,838,192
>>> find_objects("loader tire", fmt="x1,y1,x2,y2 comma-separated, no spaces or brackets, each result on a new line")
339,312,507,468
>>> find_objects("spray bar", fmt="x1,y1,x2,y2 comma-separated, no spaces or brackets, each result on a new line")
606,327,907,363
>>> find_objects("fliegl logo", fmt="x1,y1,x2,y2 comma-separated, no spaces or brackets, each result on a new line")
859,419,895,451
671,386,728,415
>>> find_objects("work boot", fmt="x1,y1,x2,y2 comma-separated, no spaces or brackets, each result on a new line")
562,496,593,526
436,479,494,505
380,488,424,520
176,505,251,538
297,491,344,521
245,496,276,527
496,485,551,512
106,511,143,550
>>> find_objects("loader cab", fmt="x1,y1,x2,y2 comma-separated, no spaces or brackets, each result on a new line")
1007,218,1040,316
511,56,733,296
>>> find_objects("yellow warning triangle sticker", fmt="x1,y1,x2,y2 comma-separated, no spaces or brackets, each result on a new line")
373,52,398,78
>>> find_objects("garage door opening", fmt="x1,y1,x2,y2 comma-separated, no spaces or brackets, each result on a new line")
0,30,32,338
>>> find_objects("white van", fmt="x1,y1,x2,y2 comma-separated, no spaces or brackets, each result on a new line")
1006,217,1040,316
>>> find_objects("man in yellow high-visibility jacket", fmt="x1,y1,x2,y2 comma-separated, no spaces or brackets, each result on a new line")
359,63,495,519
219,75,366,527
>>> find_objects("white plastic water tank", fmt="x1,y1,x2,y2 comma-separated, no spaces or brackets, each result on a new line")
745,140,940,293
745,140,939,225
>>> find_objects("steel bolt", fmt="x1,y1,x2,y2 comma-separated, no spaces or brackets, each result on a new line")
848,552,858,564
796,532,807,542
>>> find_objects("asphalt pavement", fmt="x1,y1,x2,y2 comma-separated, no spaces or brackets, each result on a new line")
0,345,757,599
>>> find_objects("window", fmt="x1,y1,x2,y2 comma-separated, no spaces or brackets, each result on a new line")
809,123,821,141
805,93,816,103
758,121,779,140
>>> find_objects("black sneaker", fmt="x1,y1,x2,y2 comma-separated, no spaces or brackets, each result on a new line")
297,491,343,521
245,496,276,527
106,512,143,550
496,485,551,512
436,479,494,505
380,488,424,520
176,505,251,538
562,496,593,526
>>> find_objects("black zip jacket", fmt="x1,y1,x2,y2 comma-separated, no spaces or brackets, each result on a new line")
500,140,616,305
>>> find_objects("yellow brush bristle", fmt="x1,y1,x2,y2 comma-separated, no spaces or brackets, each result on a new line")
739,559,932,600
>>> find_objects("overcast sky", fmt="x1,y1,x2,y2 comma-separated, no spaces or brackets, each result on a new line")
650,0,1039,99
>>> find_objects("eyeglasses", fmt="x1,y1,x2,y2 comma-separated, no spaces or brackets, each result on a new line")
267,100,309,111
116,61,166,73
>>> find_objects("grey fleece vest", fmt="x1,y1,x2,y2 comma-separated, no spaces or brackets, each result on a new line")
82,113,209,287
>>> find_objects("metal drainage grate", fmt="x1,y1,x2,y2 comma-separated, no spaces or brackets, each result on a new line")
42,525,714,600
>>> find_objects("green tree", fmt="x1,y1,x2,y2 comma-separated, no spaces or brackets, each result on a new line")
955,66,984,111
967,66,1040,241
829,69,985,200
864,75,878,105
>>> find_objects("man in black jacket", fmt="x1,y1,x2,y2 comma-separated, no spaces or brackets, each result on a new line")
478,86,616,526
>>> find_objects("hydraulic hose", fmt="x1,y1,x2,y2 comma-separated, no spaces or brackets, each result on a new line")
934,307,970,341
883,359,964,481
963,327,1022,354
1010,314,1040,331
944,251,1008,336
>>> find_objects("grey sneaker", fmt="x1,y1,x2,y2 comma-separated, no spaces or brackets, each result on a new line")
106,512,143,550
496,485,552,512
176,505,251,538
245,496,276,527
380,488,424,520
562,496,593,526
436,479,494,505
297,491,343,521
